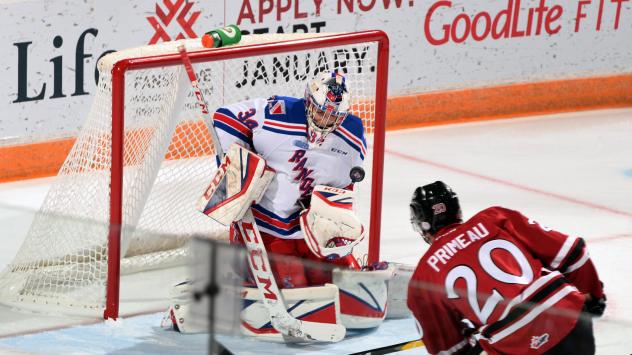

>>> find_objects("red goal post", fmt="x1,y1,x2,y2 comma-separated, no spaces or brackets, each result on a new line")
0,31,388,321
108,31,389,319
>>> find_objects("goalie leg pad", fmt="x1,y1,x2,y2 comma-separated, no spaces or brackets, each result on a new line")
240,284,341,341
333,266,394,329
161,281,209,333
162,302,212,334
197,144,275,226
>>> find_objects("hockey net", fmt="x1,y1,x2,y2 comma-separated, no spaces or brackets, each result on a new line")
0,31,388,318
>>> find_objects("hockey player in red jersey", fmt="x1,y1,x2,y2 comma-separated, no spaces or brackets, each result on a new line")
407,181,606,355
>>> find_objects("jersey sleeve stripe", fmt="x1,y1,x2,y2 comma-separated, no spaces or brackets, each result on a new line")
483,276,574,342
216,107,238,119
337,126,367,155
333,131,365,160
486,285,576,344
549,236,577,269
563,250,589,274
213,121,251,144
558,239,585,273
497,271,561,321
213,112,253,138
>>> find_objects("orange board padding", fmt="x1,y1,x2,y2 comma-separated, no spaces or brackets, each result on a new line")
0,138,75,183
2,74,632,183
386,74,632,130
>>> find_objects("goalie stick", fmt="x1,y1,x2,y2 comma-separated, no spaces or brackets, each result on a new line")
177,44,345,343
214,337,424,354
177,44,224,162
237,210,345,342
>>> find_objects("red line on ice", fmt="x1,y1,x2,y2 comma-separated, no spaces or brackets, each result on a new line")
387,149,632,219
590,233,632,243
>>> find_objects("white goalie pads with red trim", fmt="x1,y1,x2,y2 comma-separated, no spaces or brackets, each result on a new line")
240,284,342,341
197,144,275,226
300,185,365,260
161,280,208,333
333,266,393,329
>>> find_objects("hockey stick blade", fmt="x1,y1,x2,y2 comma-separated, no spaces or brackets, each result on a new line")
349,339,423,355
292,319,346,342
270,313,346,343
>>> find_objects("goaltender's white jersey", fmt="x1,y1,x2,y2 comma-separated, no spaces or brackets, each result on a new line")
212,95,366,239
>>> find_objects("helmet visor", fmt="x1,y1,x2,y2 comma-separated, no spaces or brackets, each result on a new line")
410,204,424,233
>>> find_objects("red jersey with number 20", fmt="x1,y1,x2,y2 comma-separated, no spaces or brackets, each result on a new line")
407,206,603,355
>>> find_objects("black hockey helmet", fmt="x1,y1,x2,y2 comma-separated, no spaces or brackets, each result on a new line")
410,181,462,243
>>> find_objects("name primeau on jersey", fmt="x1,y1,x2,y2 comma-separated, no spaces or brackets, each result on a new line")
427,223,490,272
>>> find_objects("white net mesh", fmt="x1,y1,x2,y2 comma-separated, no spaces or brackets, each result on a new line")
0,33,380,316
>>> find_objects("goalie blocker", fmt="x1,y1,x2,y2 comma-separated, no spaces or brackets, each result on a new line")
197,143,275,226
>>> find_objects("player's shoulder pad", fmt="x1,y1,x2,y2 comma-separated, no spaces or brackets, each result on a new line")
334,114,367,159
340,114,365,137
215,97,264,114
214,99,267,127
472,206,505,218
473,206,522,225
212,100,265,145
264,96,307,125
214,105,238,120
483,206,520,216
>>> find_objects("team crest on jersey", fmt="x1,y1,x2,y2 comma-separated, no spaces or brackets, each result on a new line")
530,333,549,349
293,140,309,150
268,100,286,115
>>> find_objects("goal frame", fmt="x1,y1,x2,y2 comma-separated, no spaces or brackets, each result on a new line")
106,30,390,319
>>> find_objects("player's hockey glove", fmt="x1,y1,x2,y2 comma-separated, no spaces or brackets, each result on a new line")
465,344,484,355
461,321,483,355
585,294,606,317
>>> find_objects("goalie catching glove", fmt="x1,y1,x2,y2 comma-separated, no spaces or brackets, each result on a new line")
300,185,365,260
197,143,275,225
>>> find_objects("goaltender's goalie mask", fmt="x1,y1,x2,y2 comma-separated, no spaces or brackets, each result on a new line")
305,71,351,145
410,181,462,244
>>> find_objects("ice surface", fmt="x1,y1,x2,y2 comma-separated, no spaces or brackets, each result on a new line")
1,108,631,354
